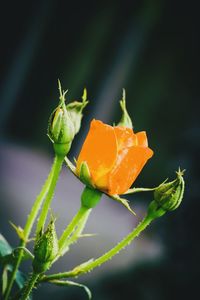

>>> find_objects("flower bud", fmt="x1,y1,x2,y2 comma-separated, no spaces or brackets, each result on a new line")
117,89,133,129
66,88,88,135
154,169,185,212
48,81,75,156
33,219,58,274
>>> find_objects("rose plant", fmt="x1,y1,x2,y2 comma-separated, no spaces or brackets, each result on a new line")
0,82,185,300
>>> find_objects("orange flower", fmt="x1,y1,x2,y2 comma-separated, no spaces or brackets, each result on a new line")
77,119,153,195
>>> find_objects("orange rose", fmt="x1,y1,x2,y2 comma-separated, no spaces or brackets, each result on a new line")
77,119,153,195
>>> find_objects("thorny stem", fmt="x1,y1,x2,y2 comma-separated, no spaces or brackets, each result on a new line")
41,214,154,282
4,155,64,300
20,273,40,300
36,155,64,234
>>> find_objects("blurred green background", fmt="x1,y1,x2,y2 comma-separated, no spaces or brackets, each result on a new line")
0,0,199,299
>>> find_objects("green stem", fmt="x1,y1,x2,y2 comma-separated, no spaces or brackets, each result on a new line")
36,154,64,234
61,208,91,255
41,214,154,282
4,155,64,300
4,242,25,300
58,206,91,256
80,214,153,274
20,273,40,300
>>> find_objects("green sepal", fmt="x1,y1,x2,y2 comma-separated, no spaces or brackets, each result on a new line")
109,194,136,215
66,88,89,135
117,89,133,128
65,156,77,174
81,186,102,209
48,279,92,300
79,161,94,188
125,186,164,194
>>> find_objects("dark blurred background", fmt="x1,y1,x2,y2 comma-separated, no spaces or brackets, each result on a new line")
0,0,199,299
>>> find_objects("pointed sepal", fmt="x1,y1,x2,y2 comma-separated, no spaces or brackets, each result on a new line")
117,89,133,128
109,194,136,215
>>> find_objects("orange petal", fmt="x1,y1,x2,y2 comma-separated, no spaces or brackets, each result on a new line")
77,119,117,187
114,126,137,150
108,146,154,195
135,131,148,147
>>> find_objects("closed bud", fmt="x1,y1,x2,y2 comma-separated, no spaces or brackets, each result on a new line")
154,168,185,212
66,88,88,135
33,219,58,273
48,81,75,156
117,89,133,129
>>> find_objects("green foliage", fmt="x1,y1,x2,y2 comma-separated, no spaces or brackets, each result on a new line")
0,234,32,298
0,234,12,258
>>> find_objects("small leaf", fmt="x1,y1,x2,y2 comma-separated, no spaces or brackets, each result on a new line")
109,195,136,215
15,270,27,290
9,222,26,241
49,279,92,299
0,233,12,257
